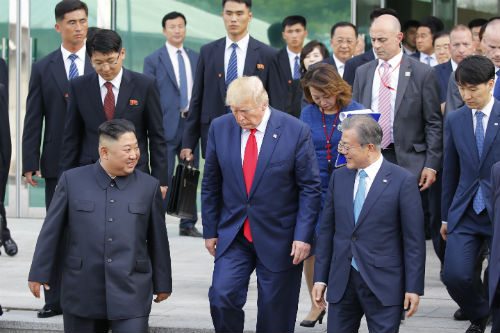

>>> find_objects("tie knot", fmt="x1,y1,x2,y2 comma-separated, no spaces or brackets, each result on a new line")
359,170,367,179
382,61,390,69
231,43,238,50
104,81,113,91
295,55,299,61
68,54,78,62
475,110,484,120
177,49,182,55
250,128,257,135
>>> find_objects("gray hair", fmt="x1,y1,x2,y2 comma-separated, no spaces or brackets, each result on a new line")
226,76,269,108
340,115,382,151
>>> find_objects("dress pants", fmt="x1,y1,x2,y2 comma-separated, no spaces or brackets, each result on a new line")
443,205,491,322
164,117,199,228
63,312,148,333
327,267,403,333
209,231,303,333
0,171,10,242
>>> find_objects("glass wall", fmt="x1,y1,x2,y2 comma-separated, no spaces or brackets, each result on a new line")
457,0,499,24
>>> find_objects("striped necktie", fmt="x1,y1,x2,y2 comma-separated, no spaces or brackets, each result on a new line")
226,43,238,88
68,54,79,79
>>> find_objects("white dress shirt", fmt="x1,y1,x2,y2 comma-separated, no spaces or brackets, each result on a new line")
419,52,438,67
332,53,346,77
224,33,249,80
286,46,300,78
98,68,123,106
371,51,403,143
472,95,494,137
240,107,271,165
61,44,86,80
165,41,194,111
353,154,384,201
451,59,458,71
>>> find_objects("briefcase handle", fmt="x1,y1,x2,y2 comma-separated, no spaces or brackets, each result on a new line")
181,158,198,171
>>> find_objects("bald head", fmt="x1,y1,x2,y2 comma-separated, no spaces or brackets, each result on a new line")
482,19,500,67
370,14,403,61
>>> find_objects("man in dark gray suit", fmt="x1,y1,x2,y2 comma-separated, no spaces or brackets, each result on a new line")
29,119,172,333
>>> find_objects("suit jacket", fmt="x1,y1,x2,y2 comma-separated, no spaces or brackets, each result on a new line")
444,72,464,117
319,56,338,71
343,49,375,86
442,99,500,232
143,45,199,142
182,36,277,157
28,162,172,320
23,48,94,178
352,53,443,176
0,83,10,175
268,48,294,112
60,69,168,185
0,58,8,97
314,160,426,306
202,108,322,272
434,60,453,103
489,161,500,306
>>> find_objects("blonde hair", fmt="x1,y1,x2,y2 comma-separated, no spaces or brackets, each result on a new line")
226,76,269,107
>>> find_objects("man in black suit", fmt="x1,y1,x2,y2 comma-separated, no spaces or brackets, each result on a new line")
321,22,358,78
414,17,444,67
268,15,307,111
60,29,168,198
402,20,419,56
22,0,92,318
180,0,277,161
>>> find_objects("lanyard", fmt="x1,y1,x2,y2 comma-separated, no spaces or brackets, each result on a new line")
322,108,340,173
377,59,402,91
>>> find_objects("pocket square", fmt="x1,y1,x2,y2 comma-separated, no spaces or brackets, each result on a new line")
257,64,264,69
129,99,139,106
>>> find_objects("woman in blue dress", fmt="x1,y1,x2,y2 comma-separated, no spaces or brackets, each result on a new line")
299,63,365,327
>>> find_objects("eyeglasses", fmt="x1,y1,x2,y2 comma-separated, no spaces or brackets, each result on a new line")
92,54,120,70
337,142,362,152
332,38,356,46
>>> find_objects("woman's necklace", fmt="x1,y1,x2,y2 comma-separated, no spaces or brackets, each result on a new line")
321,107,340,173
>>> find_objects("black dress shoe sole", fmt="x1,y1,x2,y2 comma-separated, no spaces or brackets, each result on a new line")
37,309,62,318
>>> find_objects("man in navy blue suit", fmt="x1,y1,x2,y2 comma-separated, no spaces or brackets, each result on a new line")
489,162,500,333
319,22,358,78
60,29,168,197
441,55,500,333
143,11,201,237
202,76,321,333
413,16,443,67
29,119,172,333
312,115,426,333
21,0,93,318
180,0,277,161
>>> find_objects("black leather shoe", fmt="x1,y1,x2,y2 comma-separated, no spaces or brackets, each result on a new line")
37,308,62,318
179,226,202,237
300,310,326,328
3,238,17,256
454,308,468,321
466,316,489,333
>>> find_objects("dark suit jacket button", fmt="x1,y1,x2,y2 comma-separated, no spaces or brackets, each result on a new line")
351,236,357,241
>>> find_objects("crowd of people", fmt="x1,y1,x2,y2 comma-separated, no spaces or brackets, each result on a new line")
0,0,498,332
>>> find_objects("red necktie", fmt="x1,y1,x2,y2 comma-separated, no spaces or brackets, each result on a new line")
104,82,115,120
242,129,258,242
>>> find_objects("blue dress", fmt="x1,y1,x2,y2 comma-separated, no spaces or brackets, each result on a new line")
300,100,365,235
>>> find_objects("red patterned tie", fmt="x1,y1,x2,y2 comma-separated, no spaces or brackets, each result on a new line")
104,82,115,120
378,61,392,148
242,129,258,242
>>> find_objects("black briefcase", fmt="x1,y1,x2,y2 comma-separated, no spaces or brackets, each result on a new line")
166,161,200,219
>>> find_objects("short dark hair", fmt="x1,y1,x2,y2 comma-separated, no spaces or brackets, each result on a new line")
468,18,488,29
98,119,136,142
87,29,122,57
281,15,306,30
402,19,419,32
370,8,399,22
55,0,88,22
455,55,495,86
330,22,358,39
418,16,444,37
222,0,251,9
162,11,186,28
299,40,330,74
433,30,449,45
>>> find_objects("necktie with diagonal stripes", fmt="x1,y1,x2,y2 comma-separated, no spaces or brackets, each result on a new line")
378,62,392,148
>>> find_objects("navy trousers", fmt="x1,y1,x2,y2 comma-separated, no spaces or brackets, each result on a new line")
209,232,303,333
327,267,403,333
63,312,148,333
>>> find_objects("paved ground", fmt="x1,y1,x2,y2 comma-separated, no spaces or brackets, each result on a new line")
0,216,491,332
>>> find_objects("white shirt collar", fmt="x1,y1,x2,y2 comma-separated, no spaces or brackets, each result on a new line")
358,154,383,180
60,44,86,61
419,51,436,62
378,50,403,68
332,53,345,68
165,41,184,54
451,59,458,71
372,48,378,60
473,95,494,118
226,33,250,55
98,67,123,90
286,46,300,58
244,106,271,134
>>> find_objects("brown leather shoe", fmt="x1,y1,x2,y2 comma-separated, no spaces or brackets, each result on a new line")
179,226,202,237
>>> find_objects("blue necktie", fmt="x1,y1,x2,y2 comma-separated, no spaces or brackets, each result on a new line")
226,43,238,88
493,70,500,101
425,55,432,66
352,170,367,270
293,55,300,79
473,111,486,214
177,50,188,110
68,54,79,79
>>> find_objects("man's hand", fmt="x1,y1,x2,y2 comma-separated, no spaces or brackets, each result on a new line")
153,292,171,303
419,168,436,191
290,240,310,265
180,149,194,162
312,283,327,311
28,281,50,298
24,171,41,187
404,292,420,317
205,238,218,256
440,223,448,241
160,186,167,199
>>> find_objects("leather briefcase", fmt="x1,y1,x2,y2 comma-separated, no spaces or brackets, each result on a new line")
166,161,200,219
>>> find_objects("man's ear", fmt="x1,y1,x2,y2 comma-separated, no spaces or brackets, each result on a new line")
99,145,109,160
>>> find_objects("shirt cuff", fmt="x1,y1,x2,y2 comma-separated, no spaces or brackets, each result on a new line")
442,221,447,224
314,282,327,287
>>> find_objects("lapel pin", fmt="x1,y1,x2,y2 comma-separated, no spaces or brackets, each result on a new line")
383,179,388,183
218,73,222,78
273,134,277,139
405,72,411,77
64,93,69,98
129,99,138,106
288,80,292,84
257,64,264,69
495,123,498,126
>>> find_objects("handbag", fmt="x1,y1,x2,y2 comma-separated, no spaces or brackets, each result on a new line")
166,160,200,219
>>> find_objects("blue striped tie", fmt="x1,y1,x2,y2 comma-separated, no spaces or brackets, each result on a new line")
226,43,238,88
177,50,188,110
352,170,367,270
473,111,486,214
293,55,300,79
68,54,79,79
493,70,500,101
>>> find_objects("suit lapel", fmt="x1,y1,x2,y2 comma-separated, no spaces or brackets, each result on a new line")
51,50,69,96
394,55,411,114
230,118,246,196
186,48,197,80
354,160,391,230
159,47,179,90
345,169,357,227
243,37,259,76
458,106,480,164
215,39,227,106
114,68,134,118
248,109,281,199
480,100,500,166
363,61,377,107
89,73,107,123
83,54,94,75
278,49,292,82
